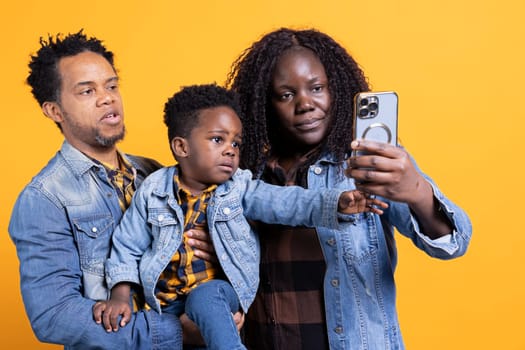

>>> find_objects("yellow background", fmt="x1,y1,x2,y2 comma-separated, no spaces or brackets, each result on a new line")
1,0,523,349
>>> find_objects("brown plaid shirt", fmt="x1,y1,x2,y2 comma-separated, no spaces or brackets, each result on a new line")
243,155,329,350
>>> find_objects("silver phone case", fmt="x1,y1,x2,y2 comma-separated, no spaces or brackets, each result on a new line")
353,91,398,147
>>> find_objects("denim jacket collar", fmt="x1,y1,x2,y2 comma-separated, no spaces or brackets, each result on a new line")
60,140,141,180
149,165,237,202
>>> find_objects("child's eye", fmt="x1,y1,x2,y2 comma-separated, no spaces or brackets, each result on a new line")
232,141,241,148
211,136,223,143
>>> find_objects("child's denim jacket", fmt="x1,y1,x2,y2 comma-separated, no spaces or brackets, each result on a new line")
105,166,345,313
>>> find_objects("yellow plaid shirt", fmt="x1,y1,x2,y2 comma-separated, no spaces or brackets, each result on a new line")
96,152,145,309
155,168,221,306
96,152,135,211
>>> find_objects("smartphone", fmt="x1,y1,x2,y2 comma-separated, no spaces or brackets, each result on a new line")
352,91,398,153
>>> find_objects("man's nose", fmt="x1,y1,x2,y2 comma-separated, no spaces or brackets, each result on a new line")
97,89,114,106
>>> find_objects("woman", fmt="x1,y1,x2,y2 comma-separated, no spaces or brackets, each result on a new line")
226,28,472,350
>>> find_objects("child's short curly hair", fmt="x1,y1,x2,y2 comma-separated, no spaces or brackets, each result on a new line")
163,83,243,144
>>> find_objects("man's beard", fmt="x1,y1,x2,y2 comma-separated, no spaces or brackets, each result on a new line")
95,126,126,147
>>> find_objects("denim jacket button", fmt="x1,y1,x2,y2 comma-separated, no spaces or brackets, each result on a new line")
313,166,323,175
334,326,343,334
327,238,336,246
222,207,231,215
331,279,339,287
91,227,98,233
158,214,164,221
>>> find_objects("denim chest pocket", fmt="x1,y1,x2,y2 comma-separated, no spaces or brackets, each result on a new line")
147,208,180,250
72,214,114,276
339,213,379,265
214,204,254,243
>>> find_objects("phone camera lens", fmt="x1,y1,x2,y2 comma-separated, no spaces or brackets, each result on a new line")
359,108,369,117
360,98,369,106
368,102,378,111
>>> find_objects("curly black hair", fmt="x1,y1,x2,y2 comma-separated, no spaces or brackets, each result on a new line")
27,29,115,107
225,27,370,177
163,83,243,146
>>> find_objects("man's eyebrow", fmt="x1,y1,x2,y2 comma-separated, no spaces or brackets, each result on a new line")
75,76,119,87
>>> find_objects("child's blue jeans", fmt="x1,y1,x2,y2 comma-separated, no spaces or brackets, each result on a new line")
162,279,245,350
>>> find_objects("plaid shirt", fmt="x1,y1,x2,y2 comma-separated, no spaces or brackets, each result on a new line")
155,168,221,306
243,155,329,350
94,152,145,310
94,152,135,211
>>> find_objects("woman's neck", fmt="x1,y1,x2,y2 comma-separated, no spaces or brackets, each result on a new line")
272,143,321,172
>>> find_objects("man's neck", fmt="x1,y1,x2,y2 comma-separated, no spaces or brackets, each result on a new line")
79,145,120,169
66,137,120,168
93,150,120,169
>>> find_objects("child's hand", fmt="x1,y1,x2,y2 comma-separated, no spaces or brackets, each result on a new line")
92,299,132,332
338,190,388,215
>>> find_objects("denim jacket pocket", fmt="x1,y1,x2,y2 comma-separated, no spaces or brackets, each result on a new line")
72,214,114,276
214,203,253,242
339,213,379,265
147,208,179,251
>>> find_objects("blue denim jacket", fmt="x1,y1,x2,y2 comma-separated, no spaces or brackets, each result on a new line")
105,165,345,313
299,154,472,350
8,141,184,349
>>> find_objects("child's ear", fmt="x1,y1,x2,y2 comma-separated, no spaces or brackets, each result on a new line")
42,101,64,123
171,137,189,158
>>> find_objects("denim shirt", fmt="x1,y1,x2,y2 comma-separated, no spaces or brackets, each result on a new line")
301,154,472,350
105,166,345,313
7,141,185,349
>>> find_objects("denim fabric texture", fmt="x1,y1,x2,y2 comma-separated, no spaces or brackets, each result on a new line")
290,153,472,350
105,165,345,314
9,141,183,349
185,280,245,349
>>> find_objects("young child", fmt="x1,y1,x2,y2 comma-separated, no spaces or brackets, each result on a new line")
92,84,387,349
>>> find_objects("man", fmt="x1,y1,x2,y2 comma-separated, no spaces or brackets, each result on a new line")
9,30,224,349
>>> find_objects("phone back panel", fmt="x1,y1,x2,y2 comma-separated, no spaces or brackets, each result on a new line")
353,91,398,146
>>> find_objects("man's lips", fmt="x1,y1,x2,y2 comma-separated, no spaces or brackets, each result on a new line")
100,111,122,124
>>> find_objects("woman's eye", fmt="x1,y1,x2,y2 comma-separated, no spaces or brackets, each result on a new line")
281,92,293,100
312,85,323,93
232,141,241,148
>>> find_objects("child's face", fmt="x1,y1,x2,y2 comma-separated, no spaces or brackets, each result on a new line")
178,106,242,190
270,47,332,150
